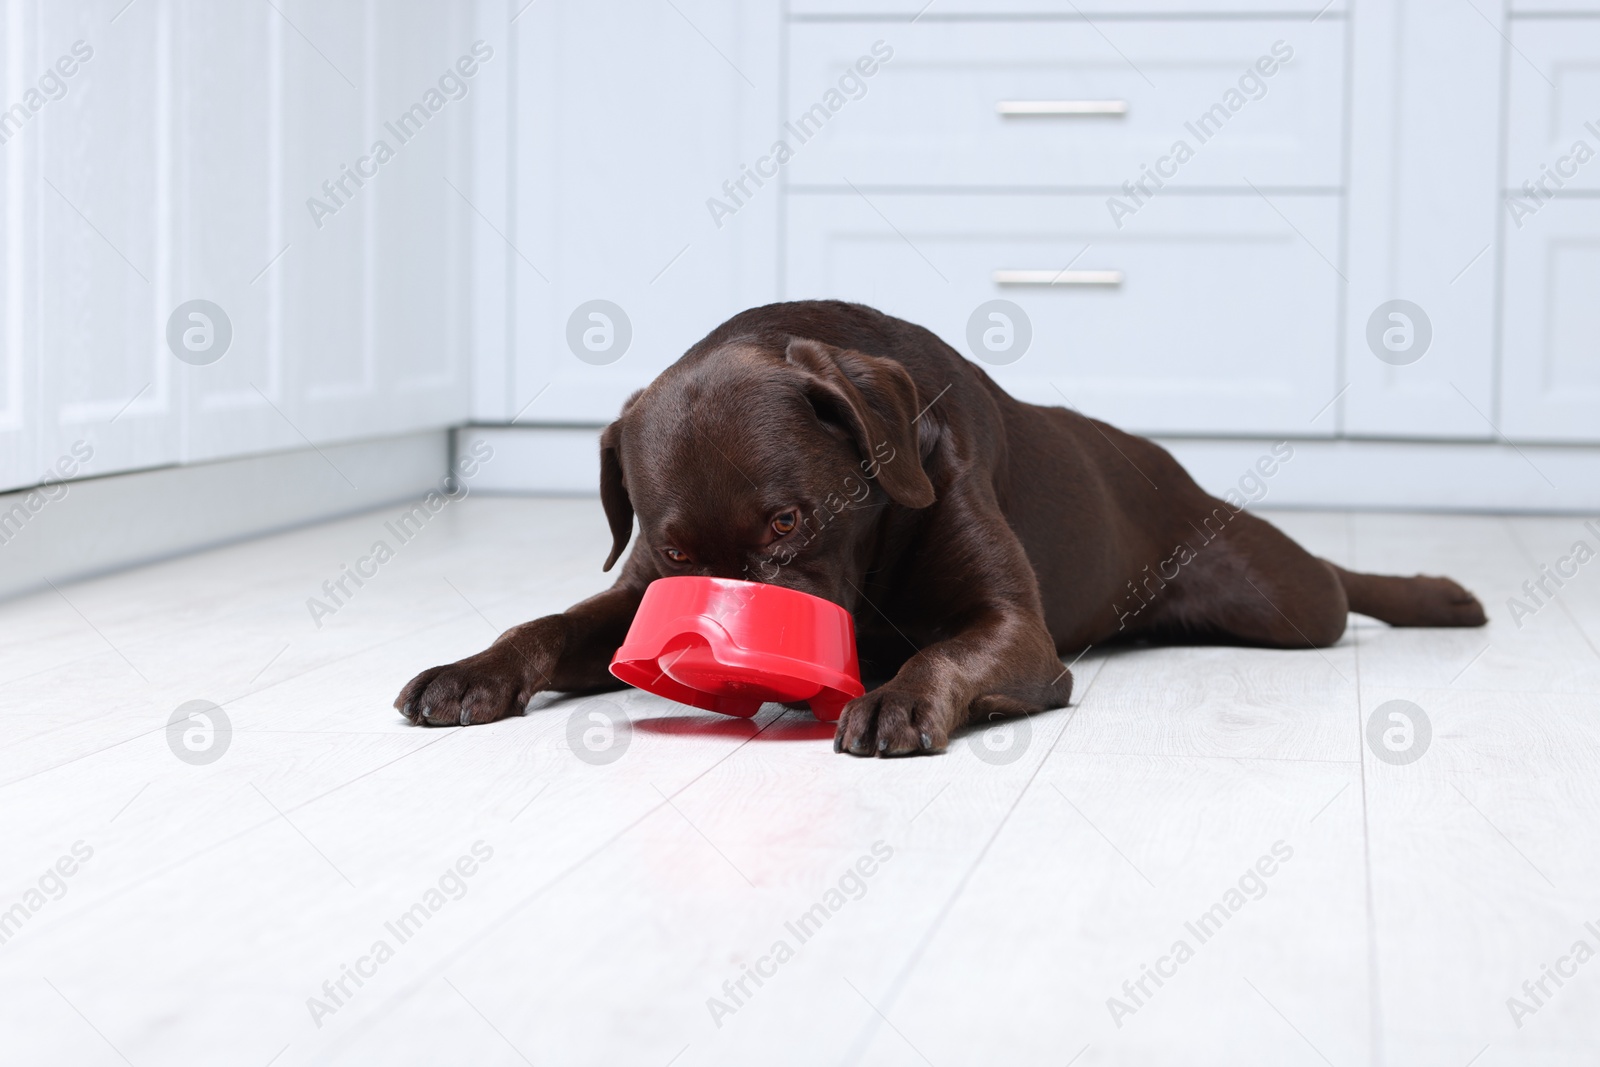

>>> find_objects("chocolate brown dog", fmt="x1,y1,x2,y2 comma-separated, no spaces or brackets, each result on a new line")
396,300,1486,755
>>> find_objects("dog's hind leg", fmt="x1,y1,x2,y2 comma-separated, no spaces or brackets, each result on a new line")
1122,508,1347,648
1137,508,1486,648
1327,563,1487,628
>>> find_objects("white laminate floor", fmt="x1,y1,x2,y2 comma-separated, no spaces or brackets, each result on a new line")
2,497,1598,1067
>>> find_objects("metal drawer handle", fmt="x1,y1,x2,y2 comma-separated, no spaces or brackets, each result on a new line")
993,269,1123,287
996,100,1128,117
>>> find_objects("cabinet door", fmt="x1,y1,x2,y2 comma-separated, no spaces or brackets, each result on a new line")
1341,0,1501,439
183,1,476,464
1501,198,1600,441
786,193,1341,436
5,1,479,492
1499,19,1600,441
33,0,177,485
508,0,780,426
1506,21,1600,196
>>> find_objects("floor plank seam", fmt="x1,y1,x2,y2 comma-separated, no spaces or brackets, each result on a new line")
837,654,1117,1064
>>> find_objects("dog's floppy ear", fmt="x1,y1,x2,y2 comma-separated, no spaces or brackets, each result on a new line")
785,337,936,509
598,419,634,571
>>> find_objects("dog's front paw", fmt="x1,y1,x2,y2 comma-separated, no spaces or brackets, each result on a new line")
834,686,951,758
395,651,529,727
1422,575,1489,627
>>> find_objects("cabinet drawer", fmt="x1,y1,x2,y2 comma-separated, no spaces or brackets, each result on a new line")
784,193,1341,437
790,0,1346,14
785,21,1343,189
1500,197,1600,442
1508,0,1600,11
1506,21,1600,195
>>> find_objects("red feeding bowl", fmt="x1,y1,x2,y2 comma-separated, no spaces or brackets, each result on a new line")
609,577,865,722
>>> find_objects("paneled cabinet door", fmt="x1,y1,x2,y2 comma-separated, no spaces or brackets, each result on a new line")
31,1,177,488
185,1,475,463
510,0,780,426
1501,19,1600,442
1506,20,1600,196
1500,198,1600,442
1340,0,1501,439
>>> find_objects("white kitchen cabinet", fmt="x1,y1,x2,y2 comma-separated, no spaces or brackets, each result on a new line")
8,0,1600,509
782,13,1345,438
2,0,477,494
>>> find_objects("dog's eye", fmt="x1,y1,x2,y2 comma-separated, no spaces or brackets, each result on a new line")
663,548,689,564
772,511,798,536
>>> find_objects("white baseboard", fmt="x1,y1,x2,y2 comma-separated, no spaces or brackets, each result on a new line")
459,424,1600,514
460,425,605,494
0,430,451,602
6,424,1592,605
1161,438,1600,514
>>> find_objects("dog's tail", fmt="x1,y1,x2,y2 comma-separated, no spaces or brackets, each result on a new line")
1326,562,1488,628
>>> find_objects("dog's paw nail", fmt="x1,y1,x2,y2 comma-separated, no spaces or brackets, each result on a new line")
877,736,889,754
919,731,932,750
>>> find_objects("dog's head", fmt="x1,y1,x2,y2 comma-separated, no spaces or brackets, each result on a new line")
597,337,936,607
